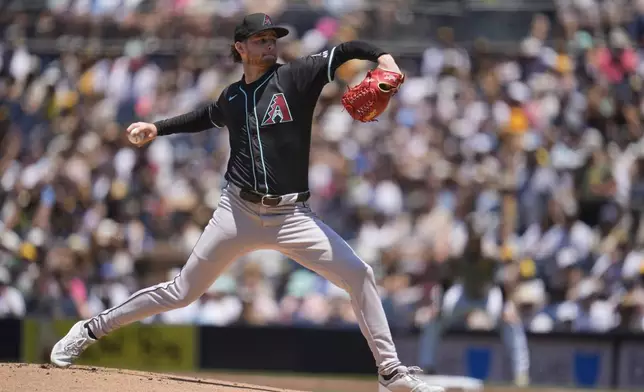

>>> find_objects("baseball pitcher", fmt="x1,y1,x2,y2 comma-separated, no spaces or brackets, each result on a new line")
417,233,530,386
49,12,442,392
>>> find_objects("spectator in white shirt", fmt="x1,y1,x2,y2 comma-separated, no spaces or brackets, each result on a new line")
0,266,26,318
197,275,243,326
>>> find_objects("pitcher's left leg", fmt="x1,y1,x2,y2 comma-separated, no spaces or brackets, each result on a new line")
272,209,443,392
276,216,398,371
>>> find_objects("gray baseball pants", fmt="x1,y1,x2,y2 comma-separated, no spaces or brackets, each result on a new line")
87,182,401,374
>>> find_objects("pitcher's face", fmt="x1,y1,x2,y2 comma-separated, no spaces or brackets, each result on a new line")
238,30,278,67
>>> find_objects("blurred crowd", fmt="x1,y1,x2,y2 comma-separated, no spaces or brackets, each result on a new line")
3,0,644,335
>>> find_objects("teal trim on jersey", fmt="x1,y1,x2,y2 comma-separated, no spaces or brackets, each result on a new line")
251,72,276,193
207,106,223,128
238,87,258,190
327,46,337,83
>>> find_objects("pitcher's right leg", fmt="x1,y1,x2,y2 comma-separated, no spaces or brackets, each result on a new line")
51,190,259,367
87,242,241,338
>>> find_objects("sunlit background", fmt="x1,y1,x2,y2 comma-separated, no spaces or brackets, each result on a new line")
1,0,644,390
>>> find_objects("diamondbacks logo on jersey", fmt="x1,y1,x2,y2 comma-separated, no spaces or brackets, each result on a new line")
261,93,293,126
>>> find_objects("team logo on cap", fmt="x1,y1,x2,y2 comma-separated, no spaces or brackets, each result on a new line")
263,15,273,26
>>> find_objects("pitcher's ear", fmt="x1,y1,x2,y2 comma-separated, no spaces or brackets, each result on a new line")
230,44,242,63
234,42,245,57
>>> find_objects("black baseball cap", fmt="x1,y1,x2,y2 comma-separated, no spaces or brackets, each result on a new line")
234,13,289,42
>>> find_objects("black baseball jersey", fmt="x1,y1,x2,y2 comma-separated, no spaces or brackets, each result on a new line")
154,40,386,195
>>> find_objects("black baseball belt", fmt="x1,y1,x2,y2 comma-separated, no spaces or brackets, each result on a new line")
238,188,311,207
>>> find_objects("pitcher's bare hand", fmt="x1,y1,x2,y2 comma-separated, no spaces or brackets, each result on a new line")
126,122,158,147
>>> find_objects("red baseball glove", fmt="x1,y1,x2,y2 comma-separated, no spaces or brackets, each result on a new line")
341,68,405,122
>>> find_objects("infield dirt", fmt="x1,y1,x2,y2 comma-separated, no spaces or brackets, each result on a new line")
1,363,597,392
0,363,304,392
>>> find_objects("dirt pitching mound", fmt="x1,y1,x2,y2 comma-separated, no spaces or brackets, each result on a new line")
0,363,306,392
